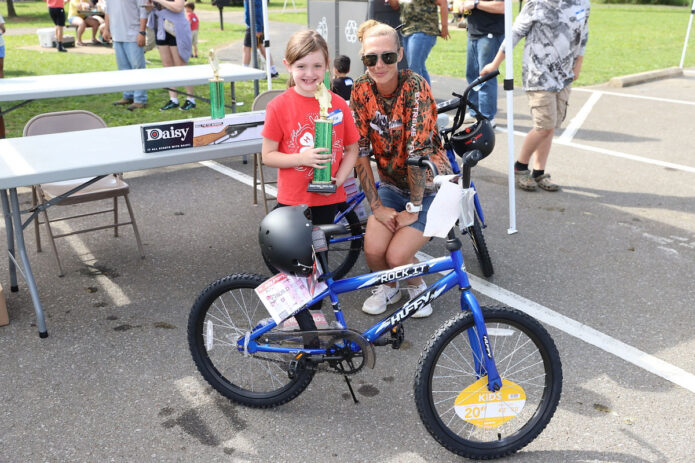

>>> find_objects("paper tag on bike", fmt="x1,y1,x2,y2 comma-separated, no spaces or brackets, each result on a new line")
454,378,526,429
255,272,327,324
424,181,463,238
458,187,476,230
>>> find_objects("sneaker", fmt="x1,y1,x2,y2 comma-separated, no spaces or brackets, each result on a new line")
127,102,146,111
179,100,196,111
408,282,433,318
271,71,279,78
160,100,179,111
534,173,560,192
57,43,67,53
514,169,537,191
113,98,134,106
362,283,401,315
463,113,476,124
489,119,497,129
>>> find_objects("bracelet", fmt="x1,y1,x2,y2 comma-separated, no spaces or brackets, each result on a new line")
138,31,146,36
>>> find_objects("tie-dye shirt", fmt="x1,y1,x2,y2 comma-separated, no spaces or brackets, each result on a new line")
503,0,590,92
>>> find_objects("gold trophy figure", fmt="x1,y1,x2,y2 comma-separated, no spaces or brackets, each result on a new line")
208,50,225,119
307,81,336,193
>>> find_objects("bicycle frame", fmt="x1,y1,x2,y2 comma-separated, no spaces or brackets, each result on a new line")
238,237,503,392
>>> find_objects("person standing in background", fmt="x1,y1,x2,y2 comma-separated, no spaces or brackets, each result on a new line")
389,0,449,86
46,0,68,52
481,0,590,192
459,0,504,127
368,0,407,70
103,0,149,110
185,2,198,58
243,0,278,78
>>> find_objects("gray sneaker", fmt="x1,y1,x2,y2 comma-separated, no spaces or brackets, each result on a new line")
362,283,401,315
515,169,537,191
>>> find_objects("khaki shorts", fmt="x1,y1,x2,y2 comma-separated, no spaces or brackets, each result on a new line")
191,29,198,46
527,86,571,130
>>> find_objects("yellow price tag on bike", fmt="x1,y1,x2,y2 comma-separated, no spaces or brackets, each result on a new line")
454,378,526,429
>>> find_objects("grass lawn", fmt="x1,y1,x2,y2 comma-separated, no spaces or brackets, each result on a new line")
1,1,694,138
1,0,290,138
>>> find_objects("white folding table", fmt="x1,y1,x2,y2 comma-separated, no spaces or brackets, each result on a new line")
0,64,266,338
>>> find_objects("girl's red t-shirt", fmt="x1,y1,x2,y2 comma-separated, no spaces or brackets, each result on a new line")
262,87,359,206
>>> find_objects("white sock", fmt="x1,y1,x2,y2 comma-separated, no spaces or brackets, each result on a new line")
271,65,277,73
170,97,179,104
187,98,195,103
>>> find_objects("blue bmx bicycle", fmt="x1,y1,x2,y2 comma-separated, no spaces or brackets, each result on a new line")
188,150,562,459
262,74,497,280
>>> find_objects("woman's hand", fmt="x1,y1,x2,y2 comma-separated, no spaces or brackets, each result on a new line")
396,210,419,229
373,205,398,233
298,148,332,169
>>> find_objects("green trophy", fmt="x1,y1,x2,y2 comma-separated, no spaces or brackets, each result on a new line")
208,50,225,119
307,81,336,193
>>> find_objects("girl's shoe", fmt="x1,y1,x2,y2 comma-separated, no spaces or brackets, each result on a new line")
362,283,401,315
408,283,433,318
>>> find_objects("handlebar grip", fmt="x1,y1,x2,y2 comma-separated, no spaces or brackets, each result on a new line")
406,157,439,176
469,70,500,89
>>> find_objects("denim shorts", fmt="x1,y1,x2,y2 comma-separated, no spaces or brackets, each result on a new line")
378,183,434,233
0,45,4,59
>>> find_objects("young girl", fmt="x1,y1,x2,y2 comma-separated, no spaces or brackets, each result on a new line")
261,30,359,229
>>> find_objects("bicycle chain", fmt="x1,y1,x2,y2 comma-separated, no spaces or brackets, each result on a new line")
249,353,364,376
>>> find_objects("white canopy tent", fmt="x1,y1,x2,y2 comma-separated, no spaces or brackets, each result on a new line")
680,0,695,68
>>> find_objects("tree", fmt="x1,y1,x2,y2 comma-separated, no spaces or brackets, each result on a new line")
6,0,17,19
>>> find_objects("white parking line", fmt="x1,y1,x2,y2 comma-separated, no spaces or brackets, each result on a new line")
496,126,695,174
202,160,695,394
558,90,602,144
574,87,695,106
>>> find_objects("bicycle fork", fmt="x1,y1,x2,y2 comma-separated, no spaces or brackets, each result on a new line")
461,289,502,392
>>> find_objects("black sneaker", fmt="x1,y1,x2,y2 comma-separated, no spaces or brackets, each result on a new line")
179,100,196,111
271,71,279,78
160,100,179,111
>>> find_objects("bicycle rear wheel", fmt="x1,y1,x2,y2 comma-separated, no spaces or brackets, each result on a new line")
263,202,363,280
188,273,317,408
414,306,562,459
466,212,494,277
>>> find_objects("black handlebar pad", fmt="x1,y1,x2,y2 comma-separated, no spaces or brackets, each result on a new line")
436,97,461,114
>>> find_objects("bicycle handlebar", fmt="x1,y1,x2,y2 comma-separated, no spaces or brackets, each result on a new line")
406,157,439,176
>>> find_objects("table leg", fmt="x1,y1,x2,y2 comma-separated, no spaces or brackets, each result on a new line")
9,188,48,338
0,189,19,292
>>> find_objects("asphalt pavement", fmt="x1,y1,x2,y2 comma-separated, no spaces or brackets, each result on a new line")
1,14,694,463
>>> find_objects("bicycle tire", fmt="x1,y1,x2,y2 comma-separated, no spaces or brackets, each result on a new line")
263,203,363,280
414,306,562,459
188,273,317,408
467,212,494,277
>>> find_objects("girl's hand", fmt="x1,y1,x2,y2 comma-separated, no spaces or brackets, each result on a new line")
396,210,419,229
373,205,398,233
299,148,332,169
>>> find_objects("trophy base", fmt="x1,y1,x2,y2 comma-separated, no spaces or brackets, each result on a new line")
307,182,337,193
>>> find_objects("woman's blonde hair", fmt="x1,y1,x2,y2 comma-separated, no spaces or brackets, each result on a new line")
357,20,401,53
285,30,330,87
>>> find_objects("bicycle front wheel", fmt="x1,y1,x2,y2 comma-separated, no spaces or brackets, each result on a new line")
414,306,562,459
467,212,494,278
188,273,317,408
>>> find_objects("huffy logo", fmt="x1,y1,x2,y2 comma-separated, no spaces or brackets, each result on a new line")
141,121,194,153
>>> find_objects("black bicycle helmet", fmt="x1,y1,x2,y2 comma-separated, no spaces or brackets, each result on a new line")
451,119,495,159
258,205,315,277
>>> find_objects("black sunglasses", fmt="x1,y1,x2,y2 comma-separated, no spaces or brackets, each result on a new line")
361,51,399,67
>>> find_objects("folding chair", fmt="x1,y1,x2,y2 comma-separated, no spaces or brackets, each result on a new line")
23,110,145,276
252,89,284,214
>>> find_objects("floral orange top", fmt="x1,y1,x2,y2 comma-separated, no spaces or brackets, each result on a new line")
351,70,451,194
